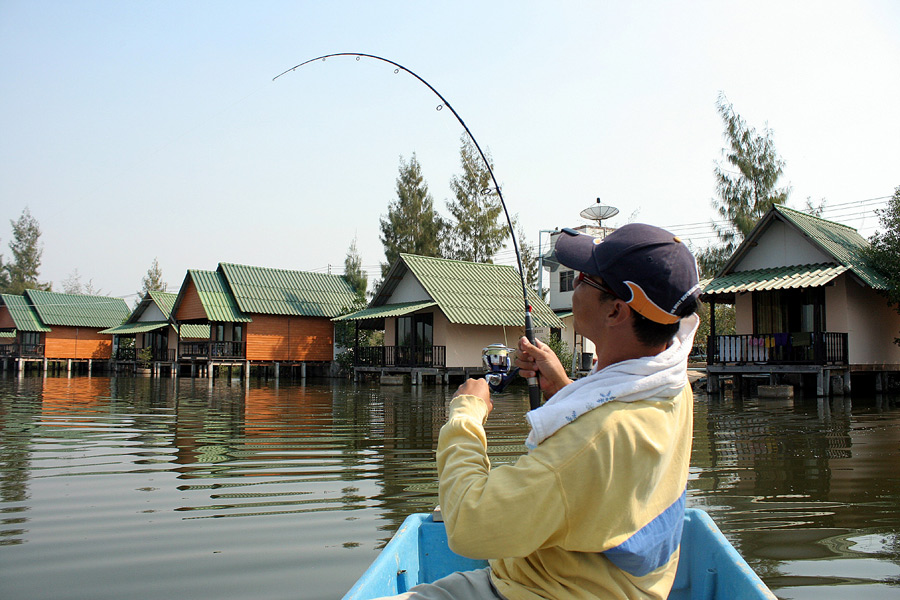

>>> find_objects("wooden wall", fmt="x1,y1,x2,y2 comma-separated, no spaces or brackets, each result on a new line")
45,326,113,359
0,306,14,329
174,279,206,321
246,315,334,362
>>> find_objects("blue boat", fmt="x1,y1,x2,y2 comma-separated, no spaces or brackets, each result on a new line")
343,508,776,599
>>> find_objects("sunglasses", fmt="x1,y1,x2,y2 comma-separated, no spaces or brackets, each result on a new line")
577,272,618,298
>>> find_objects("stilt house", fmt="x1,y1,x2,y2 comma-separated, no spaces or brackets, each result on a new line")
0,290,130,368
100,290,209,370
170,262,358,372
334,253,563,383
701,204,897,395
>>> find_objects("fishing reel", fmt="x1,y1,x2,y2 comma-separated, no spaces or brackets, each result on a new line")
482,343,520,393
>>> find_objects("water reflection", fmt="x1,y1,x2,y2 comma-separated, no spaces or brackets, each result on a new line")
1,376,899,600
691,393,900,598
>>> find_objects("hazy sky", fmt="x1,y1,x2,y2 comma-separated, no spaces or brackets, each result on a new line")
1,1,898,300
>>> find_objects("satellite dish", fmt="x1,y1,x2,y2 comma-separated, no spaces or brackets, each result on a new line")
580,198,619,222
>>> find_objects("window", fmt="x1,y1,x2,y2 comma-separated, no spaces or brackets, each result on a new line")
754,289,824,334
233,324,243,343
396,313,434,366
396,316,413,347
560,270,575,292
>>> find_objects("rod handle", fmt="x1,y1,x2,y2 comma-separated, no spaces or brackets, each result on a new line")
525,310,541,411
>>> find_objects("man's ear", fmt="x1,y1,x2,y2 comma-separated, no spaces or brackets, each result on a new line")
606,299,632,327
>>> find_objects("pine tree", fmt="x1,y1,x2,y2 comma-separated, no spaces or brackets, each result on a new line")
379,153,445,276
516,224,540,294
62,269,104,295
343,236,368,299
136,258,166,304
5,207,50,294
699,93,790,276
445,134,508,263
0,239,8,292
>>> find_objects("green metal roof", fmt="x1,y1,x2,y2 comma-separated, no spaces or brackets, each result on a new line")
149,290,177,318
24,289,130,328
707,205,888,296
703,263,848,296
179,323,211,339
384,254,563,328
1,294,51,332
99,321,169,335
99,320,210,339
0,330,17,338
333,300,437,322
769,206,885,289
188,269,252,323
219,262,359,318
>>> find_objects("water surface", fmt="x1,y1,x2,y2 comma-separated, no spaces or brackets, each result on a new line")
1,376,898,599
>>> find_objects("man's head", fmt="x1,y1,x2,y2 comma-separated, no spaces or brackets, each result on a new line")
555,224,701,347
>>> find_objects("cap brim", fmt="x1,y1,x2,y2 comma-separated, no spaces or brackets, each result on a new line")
555,230,601,275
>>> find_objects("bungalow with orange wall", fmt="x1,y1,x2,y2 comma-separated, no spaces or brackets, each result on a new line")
170,262,358,377
0,290,129,373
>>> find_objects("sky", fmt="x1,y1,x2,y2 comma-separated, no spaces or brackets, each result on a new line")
1,1,898,301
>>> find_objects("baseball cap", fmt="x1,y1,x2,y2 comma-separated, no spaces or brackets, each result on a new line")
555,224,701,324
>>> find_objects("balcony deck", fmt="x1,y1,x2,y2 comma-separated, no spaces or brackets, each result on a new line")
707,332,848,366
705,332,849,397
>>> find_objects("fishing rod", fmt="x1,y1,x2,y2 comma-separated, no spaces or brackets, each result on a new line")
274,53,543,410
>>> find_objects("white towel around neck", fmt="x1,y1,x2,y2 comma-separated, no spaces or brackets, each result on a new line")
524,314,699,450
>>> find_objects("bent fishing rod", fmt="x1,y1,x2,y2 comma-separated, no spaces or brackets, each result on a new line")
274,53,543,410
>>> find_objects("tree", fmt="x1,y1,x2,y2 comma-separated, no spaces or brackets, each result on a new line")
805,196,827,217
62,269,104,295
445,134,508,263
336,237,372,360
0,239,8,292
516,223,540,294
379,153,445,276
136,258,166,304
699,93,790,276
694,301,736,352
4,207,50,294
343,236,367,299
861,186,900,346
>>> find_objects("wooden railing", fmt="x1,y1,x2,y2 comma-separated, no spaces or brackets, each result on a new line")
114,348,175,361
178,341,246,360
0,343,45,358
355,345,446,368
707,332,848,365
115,347,136,361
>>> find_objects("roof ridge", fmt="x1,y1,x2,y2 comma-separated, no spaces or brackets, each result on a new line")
26,288,122,301
775,204,859,233
400,253,517,270
220,261,346,278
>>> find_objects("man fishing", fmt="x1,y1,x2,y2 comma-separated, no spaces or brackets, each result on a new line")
381,223,701,599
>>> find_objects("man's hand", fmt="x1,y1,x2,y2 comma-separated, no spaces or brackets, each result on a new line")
515,336,573,400
453,378,493,417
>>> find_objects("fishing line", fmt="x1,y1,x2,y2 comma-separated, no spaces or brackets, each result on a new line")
275,53,543,409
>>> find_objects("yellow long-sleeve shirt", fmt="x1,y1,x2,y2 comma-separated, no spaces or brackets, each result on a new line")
436,386,693,599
